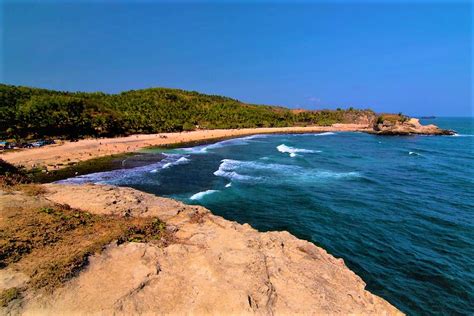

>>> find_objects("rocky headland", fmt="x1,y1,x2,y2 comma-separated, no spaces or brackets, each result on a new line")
372,117,455,136
0,183,402,315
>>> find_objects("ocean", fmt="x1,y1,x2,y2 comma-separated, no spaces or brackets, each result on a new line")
60,117,473,315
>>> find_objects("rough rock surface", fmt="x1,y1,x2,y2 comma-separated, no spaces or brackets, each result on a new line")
17,184,401,315
342,111,377,126
373,118,454,135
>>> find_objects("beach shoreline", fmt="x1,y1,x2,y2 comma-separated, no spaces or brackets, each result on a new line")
1,124,371,171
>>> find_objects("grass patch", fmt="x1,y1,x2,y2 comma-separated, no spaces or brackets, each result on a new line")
376,114,408,124
0,159,31,187
14,184,48,196
0,200,172,293
0,288,21,307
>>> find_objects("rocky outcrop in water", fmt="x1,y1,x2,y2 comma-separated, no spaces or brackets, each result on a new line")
373,118,455,135
5,183,402,315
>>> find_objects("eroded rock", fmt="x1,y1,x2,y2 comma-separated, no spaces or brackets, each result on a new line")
16,184,402,315
373,118,455,136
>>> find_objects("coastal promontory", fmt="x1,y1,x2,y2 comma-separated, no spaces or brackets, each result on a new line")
372,115,454,136
0,183,401,315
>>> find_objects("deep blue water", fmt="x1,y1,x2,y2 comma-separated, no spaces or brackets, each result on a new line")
61,117,473,315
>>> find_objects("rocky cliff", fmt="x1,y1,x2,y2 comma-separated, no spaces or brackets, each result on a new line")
1,183,402,315
373,117,454,135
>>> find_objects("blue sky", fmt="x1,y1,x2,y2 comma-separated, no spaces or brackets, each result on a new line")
2,1,472,116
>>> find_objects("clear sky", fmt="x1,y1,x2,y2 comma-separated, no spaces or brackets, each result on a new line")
2,1,472,116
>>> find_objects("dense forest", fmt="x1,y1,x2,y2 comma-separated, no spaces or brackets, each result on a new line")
0,84,375,140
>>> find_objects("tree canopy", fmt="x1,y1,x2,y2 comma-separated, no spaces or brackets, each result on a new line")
0,84,375,139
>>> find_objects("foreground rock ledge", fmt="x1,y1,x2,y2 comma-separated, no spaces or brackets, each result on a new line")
20,184,401,315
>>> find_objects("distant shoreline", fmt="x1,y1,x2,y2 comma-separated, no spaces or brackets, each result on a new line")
1,116,455,173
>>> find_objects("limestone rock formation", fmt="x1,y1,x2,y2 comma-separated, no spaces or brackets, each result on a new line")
6,184,402,315
373,118,454,135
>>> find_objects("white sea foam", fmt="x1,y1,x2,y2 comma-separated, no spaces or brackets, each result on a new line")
276,144,321,157
213,159,259,181
312,171,361,179
58,161,163,185
240,134,269,140
409,151,421,156
189,189,219,200
58,154,187,185
161,156,190,169
225,182,232,188
213,158,306,183
452,133,473,137
182,135,268,154
150,155,190,172
315,132,335,136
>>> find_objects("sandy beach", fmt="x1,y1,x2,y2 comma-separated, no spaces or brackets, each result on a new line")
0,124,370,170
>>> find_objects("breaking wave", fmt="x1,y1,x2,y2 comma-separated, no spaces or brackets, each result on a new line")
276,144,321,157
158,156,190,171
311,171,361,179
182,134,269,154
315,132,335,136
212,158,359,183
452,133,473,137
57,154,188,185
213,159,261,182
189,189,219,200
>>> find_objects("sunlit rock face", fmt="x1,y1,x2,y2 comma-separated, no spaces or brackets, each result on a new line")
13,184,401,315
374,118,455,135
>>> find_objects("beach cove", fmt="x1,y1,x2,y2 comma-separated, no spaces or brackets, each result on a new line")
1,118,472,314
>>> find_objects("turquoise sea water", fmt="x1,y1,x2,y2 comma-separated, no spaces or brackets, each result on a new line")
61,117,473,315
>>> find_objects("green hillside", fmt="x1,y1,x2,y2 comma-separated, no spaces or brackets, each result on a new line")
0,84,374,139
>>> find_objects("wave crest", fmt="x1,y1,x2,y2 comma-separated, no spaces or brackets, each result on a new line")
315,132,335,136
160,156,190,170
213,159,260,181
189,189,219,200
182,134,269,154
312,171,361,179
276,144,321,157
58,154,189,185
452,133,473,137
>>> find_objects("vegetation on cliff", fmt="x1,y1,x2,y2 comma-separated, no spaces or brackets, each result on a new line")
0,84,374,139
375,113,408,124
0,159,174,308
0,184,171,307
0,159,30,186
